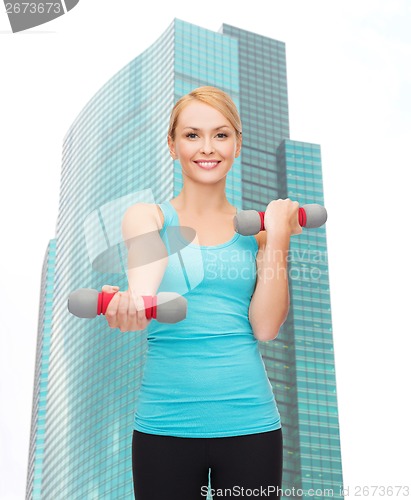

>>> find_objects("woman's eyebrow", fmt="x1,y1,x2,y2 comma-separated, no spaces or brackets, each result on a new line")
182,126,230,131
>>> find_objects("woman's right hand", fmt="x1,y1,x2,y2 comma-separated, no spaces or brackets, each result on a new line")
102,285,152,332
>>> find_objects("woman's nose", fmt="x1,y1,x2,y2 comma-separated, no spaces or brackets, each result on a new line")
200,138,215,154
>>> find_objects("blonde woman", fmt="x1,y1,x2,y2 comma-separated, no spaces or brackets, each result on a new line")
104,86,301,499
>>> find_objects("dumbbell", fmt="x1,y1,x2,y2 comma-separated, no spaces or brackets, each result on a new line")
233,204,327,236
67,289,187,323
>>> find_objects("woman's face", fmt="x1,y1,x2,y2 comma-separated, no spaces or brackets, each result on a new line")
168,101,241,183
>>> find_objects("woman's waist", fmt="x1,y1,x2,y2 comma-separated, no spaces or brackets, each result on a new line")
148,311,253,331
139,369,274,403
145,330,259,357
140,349,270,396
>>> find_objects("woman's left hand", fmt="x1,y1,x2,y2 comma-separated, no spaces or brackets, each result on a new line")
263,198,303,237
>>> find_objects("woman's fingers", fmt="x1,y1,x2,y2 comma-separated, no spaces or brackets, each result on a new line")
102,286,151,332
135,294,149,330
264,198,302,236
128,292,138,330
291,200,303,235
105,290,121,328
119,291,150,332
117,292,130,332
102,284,120,293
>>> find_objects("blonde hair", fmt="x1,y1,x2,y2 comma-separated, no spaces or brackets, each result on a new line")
167,86,242,141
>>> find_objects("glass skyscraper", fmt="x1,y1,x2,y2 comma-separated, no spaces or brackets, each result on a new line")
26,18,343,499
26,240,56,498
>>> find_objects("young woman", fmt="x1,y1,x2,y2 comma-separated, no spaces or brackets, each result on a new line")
104,86,302,499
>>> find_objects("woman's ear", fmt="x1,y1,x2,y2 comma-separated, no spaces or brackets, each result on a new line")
168,135,178,160
235,133,242,158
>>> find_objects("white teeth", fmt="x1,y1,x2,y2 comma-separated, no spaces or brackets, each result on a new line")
197,162,219,168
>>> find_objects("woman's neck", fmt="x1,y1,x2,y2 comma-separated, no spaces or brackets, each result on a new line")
174,186,233,216
174,192,232,216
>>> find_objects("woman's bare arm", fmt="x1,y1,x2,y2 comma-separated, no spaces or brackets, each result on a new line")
103,204,168,332
248,230,290,342
248,199,301,342
121,203,169,298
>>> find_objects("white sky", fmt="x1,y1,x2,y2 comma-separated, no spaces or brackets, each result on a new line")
1,1,410,498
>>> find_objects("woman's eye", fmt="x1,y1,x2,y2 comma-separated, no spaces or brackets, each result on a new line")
185,132,228,139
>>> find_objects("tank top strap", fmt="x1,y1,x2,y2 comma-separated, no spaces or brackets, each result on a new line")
157,200,177,236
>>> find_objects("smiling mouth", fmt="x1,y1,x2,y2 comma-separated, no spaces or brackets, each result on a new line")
194,161,221,169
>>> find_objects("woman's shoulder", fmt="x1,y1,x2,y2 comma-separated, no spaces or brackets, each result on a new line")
143,203,165,231
147,199,177,232
124,202,164,231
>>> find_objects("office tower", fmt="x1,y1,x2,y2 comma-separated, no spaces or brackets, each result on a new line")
26,18,343,499
26,240,56,499
273,139,341,494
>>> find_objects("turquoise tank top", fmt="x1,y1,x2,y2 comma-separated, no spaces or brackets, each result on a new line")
133,200,281,437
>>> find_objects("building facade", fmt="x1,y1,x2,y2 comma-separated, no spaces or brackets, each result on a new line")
26,240,56,498
26,18,343,499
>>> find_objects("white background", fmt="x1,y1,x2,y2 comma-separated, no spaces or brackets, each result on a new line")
1,1,410,498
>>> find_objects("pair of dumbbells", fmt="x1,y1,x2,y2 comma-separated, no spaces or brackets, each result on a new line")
68,204,327,323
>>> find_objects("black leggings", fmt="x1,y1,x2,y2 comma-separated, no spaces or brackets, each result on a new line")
132,428,283,499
